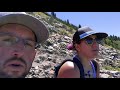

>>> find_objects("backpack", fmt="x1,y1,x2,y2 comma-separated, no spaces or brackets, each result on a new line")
54,57,97,78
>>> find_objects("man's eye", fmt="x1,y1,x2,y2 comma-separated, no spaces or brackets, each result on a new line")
3,38,12,42
26,43,32,47
25,41,35,47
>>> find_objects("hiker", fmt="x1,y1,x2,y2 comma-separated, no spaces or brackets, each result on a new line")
0,12,49,78
56,26,108,78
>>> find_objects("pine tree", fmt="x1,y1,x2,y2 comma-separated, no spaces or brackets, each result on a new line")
51,12,56,18
78,24,81,28
67,19,70,25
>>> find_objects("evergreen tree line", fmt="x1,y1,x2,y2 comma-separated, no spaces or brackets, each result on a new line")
46,12,80,30
108,35,120,41
104,35,120,50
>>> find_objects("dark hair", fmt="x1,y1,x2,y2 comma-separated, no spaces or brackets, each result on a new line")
73,30,83,44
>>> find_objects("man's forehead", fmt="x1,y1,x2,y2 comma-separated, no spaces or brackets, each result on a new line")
0,24,36,40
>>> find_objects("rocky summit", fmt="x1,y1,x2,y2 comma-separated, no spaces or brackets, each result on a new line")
25,12,120,78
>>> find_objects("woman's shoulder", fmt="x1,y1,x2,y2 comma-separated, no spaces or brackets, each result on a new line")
60,61,77,71
57,61,80,78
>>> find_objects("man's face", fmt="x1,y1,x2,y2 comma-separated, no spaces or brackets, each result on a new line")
0,24,36,78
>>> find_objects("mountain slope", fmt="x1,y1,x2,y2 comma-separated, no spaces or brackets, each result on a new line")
25,12,120,78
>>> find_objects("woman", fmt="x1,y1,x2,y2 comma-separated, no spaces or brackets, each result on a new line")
57,26,108,78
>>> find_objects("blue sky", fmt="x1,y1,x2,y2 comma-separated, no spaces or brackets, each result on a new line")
48,12,120,37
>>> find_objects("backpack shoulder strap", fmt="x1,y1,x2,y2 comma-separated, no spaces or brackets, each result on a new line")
91,60,97,72
54,58,85,78
73,57,85,78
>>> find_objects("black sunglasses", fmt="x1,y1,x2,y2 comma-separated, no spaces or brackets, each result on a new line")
84,37,103,45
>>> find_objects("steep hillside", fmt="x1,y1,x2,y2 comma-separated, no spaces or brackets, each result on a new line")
25,12,120,78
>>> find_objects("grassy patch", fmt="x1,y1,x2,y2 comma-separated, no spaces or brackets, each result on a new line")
102,65,120,71
58,28,71,36
34,12,49,18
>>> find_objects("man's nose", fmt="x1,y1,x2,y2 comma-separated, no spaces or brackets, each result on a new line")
11,41,25,57
13,40,25,50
